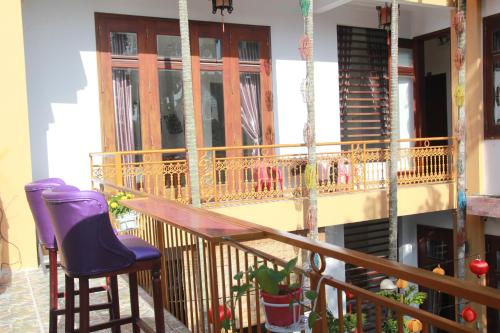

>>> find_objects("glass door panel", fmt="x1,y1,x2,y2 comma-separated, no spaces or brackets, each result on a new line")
112,68,142,151
158,69,185,155
110,32,138,56
493,59,500,125
201,71,225,155
239,72,263,151
238,41,260,62
199,38,222,61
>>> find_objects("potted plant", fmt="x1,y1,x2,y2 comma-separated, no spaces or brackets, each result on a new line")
108,192,137,231
226,257,319,330
327,310,366,333
377,279,427,333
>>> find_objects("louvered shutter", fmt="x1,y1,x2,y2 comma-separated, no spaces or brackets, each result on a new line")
338,26,389,146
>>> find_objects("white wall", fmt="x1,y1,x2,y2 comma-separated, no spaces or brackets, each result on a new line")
24,0,414,187
483,0,500,18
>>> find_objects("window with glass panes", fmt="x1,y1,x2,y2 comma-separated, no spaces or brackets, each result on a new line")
95,13,273,156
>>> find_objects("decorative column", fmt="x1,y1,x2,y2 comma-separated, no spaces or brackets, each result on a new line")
178,0,201,207
300,0,319,242
388,0,400,262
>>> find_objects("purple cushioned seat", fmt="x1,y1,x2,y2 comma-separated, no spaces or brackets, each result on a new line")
42,188,160,277
25,178,67,249
119,236,161,261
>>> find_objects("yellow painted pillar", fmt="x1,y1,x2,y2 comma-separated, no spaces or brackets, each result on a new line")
0,0,37,270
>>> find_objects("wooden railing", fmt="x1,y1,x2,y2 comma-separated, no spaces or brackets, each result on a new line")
90,137,454,206
101,190,500,333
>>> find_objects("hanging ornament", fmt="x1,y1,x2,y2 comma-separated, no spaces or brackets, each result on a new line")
469,257,489,278
454,85,465,107
458,191,467,210
208,304,232,324
406,319,423,333
396,279,408,289
453,11,465,34
301,76,313,103
298,34,312,61
457,228,467,247
460,306,477,323
303,122,313,146
307,206,317,230
432,265,446,276
454,48,465,70
345,290,354,314
299,0,310,17
454,120,466,141
305,163,317,190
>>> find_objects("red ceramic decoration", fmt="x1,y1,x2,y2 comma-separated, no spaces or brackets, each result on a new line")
454,48,464,70
461,306,477,323
469,258,489,278
298,35,312,61
453,11,465,34
208,304,232,324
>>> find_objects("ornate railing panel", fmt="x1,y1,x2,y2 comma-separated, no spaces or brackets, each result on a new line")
90,137,454,207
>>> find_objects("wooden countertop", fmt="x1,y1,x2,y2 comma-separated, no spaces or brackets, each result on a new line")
122,197,265,242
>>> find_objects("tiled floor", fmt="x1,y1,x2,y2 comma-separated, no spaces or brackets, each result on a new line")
0,268,190,333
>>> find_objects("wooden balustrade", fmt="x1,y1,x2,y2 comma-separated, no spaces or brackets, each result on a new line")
112,194,500,333
90,137,455,207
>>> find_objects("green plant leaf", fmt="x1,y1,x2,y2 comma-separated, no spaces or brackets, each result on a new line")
233,272,244,281
305,290,317,301
284,257,298,275
308,311,320,329
256,269,279,295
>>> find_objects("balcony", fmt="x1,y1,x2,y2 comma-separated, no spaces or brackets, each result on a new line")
91,137,455,228
27,191,492,333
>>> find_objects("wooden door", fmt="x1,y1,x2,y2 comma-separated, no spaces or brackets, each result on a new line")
417,225,455,332
486,235,500,333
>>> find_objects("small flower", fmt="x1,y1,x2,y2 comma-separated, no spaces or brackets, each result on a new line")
110,202,119,209
120,196,128,200
396,279,408,289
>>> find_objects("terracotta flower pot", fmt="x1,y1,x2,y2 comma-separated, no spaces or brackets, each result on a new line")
261,287,302,327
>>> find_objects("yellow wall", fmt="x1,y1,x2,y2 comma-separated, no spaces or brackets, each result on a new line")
211,183,455,231
0,0,37,269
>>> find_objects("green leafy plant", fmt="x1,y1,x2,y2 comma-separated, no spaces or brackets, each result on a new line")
327,310,366,333
377,283,427,333
107,192,133,218
224,258,319,330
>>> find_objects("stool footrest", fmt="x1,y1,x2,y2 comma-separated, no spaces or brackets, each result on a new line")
58,286,107,298
54,302,112,316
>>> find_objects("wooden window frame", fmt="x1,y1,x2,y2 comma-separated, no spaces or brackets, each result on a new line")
484,13,500,139
95,13,273,152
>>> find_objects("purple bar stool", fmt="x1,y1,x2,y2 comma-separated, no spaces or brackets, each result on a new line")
42,188,165,333
25,179,117,333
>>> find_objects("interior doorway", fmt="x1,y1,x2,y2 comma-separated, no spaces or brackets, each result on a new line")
417,225,455,332
486,235,500,333
414,29,451,144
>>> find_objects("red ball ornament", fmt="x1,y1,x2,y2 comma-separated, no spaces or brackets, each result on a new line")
208,304,232,324
345,290,355,300
469,258,489,278
461,306,477,323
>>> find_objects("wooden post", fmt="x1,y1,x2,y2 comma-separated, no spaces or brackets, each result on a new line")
310,274,327,333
